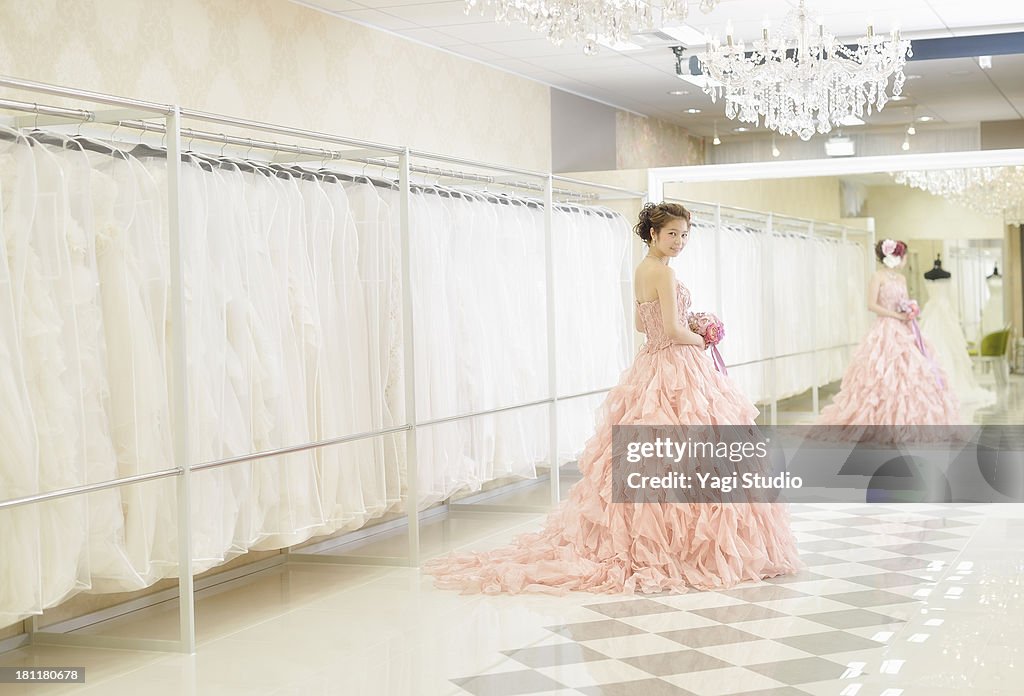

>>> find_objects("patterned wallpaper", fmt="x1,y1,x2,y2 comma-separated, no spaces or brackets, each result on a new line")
0,0,552,171
616,111,705,169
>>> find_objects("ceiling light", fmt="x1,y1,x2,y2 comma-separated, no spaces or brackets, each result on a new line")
667,90,689,95
907,124,916,135
712,120,721,145
979,55,993,69
891,94,908,101
918,115,934,122
771,137,781,157
686,108,702,113
825,136,856,157
905,74,922,80
660,24,708,46
734,126,749,131
901,135,911,151
694,0,910,140
837,114,865,126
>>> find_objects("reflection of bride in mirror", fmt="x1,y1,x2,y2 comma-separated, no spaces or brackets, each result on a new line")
817,239,960,436
918,254,996,411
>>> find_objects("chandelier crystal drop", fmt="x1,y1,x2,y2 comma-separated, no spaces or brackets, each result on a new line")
695,0,912,140
464,0,719,54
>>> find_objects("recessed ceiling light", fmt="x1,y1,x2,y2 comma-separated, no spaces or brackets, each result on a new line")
917,115,935,122
979,55,993,69
659,24,707,46
905,74,922,80
667,90,689,95
685,108,702,113
890,95,908,101
734,126,749,132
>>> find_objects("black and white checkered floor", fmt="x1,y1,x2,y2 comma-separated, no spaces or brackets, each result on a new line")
449,503,1020,696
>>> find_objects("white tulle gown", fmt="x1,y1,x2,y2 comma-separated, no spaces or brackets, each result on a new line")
919,279,995,412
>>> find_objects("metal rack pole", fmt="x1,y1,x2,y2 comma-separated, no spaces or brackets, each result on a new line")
398,147,420,567
166,105,197,654
545,175,560,505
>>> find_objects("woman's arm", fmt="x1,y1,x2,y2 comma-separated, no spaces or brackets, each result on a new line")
656,269,705,346
866,271,907,319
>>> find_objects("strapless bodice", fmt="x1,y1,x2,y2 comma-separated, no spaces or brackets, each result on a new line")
637,281,691,351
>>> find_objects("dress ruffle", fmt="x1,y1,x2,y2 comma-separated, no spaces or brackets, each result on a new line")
818,315,961,442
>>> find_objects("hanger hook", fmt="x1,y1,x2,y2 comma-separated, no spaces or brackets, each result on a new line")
111,120,123,143
33,103,40,129
245,138,254,160
219,134,228,157
161,125,167,150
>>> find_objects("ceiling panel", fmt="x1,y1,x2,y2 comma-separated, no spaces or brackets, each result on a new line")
337,8,417,30
401,26,465,46
382,1,483,25
474,38,577,58
433,20,541,43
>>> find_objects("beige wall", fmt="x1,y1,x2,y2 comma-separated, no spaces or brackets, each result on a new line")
0,0,552,171
865,185,1004,241
666,176,848,223
616,112,704,170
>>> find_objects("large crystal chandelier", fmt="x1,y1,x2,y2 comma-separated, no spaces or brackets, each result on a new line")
892,169,1003,198
893,167,1024,224
695,0,911,140
464,0,719,54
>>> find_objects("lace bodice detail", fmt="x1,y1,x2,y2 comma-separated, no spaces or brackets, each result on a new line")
637,281,691,351
877,273,909,312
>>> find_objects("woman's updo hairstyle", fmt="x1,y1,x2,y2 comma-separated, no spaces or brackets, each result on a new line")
634,202,691,245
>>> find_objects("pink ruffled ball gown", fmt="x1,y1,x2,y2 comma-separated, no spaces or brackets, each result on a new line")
818,273,960,435
422,279,802,595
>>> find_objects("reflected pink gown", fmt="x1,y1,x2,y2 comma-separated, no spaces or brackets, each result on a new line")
422,280,802,595
819,274,960,432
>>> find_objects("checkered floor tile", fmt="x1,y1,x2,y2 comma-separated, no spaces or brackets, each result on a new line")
448,503,987,695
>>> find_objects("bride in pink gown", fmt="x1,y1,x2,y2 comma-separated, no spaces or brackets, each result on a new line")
818,239,959,434
422,203,801,595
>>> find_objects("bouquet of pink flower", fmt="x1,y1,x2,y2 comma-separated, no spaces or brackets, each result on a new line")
687,312,725,347
687,312,728,375
897,299,920,319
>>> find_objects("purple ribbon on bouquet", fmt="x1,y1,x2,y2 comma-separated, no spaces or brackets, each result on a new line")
710,345,728,375
909,318,945,389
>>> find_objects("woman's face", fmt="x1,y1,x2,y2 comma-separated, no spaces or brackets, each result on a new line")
653,218,689,257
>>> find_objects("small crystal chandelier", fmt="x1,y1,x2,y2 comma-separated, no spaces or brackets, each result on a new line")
465,0,719,55
695,0,912,140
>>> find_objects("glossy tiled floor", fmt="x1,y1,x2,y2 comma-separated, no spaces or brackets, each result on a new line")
1,376,1022,696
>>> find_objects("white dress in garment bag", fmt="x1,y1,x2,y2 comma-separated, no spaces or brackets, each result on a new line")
0,133,47,619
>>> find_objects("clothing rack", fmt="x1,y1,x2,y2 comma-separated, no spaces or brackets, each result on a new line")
667,198,874,423
0,74,646,656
